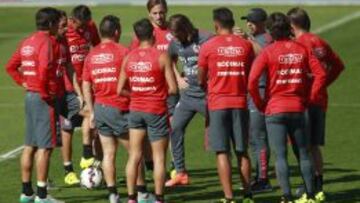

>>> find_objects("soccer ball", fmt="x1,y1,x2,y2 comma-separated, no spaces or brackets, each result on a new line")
80,167,103,189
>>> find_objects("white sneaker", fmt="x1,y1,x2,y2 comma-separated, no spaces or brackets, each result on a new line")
19,193,35,203
109,193,121,203
34,195,65,203
138,192,155,203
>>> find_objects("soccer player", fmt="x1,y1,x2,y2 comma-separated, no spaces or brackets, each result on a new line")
64,5,101,170
129,0,177,177
164,14,212,187
240,8,273,193
287,7,345,201
198,7,254,203
82,15,130,203
50,9,83,186
117,18,177,203
248,12,327,203
6,7,64,203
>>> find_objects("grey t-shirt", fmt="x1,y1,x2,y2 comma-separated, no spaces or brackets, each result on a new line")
168,31,212,98
248,32,272,110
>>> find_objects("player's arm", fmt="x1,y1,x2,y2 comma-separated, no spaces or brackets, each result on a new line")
65,62,84,106
326,49,345,86
6,43,24,87
161,53,178,95
307,52,327,104
117,56,130,96
168,41,188,90
38,39,53,101
248,51,268,112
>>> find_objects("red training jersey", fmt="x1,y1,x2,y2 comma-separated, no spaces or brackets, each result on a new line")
125,47,168,114
129,25,173,52
65,21,97,91
50,36,71,97
6,31,57,100
248,38,327,115
198,34,255,110
296,32,345,111
83,41,130,111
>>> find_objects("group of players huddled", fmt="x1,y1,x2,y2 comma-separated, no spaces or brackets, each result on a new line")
6,0,345,202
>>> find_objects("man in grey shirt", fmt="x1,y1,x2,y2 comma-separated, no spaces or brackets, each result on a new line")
240,8,273,193
165,14,212,187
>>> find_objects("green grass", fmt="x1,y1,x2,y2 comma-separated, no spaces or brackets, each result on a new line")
0,5,360,203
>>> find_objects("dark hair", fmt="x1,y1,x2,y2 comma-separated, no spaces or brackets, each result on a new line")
58,9,67,18
287,7,311,31
146,0,168,12
35,7,61,30
71,5,92,23
213,7,235,29
133,18,154,41
266,12,292,40
100,15,121,38
169,14,196,39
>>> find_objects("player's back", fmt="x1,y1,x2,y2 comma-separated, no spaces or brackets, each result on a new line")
199,34,254,110
83,41,129,111
260,39,311,114
125,47,168,114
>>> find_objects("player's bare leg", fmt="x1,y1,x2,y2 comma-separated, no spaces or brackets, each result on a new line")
126,129,146,200
20,146,36,200
35,148,52,199
216,152,233,199
151,137,168,201
237,153,253,199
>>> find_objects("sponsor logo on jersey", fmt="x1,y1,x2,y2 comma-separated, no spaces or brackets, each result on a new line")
128,61,152,72
129,76,155,83
21,46,34,57
313,47,326,59
277,68,302,76
71,54,86,63
278,54,303,64
166,33,173,41
21,60,35,67
217,46,244,57
91,53,114,64
92,67,117,75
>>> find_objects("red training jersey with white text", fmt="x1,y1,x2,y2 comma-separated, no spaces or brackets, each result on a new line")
296,32,344,111
64,21,98,91
82,41,130,111
6,31,57,100
248,39,327,115
129,25,173,52
198,34,255,110
125,47,168,114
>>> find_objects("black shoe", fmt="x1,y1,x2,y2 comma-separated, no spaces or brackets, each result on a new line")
251,179,273,194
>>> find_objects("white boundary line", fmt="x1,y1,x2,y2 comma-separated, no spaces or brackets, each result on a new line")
0,145,24,163
1,10,360,163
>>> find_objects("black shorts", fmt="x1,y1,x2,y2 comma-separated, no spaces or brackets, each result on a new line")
305,105,326,146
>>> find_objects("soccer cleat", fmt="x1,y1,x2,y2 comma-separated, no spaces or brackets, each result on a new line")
165,172,189,187
109,193,121,203
294,194,308,203
34,195,65,203
19,193,35,203
170,169,177,180
243,197,254,203
64,172,80,186
251,179,273,194
80,157,95,169
315,191,326,202
138,192,155,203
